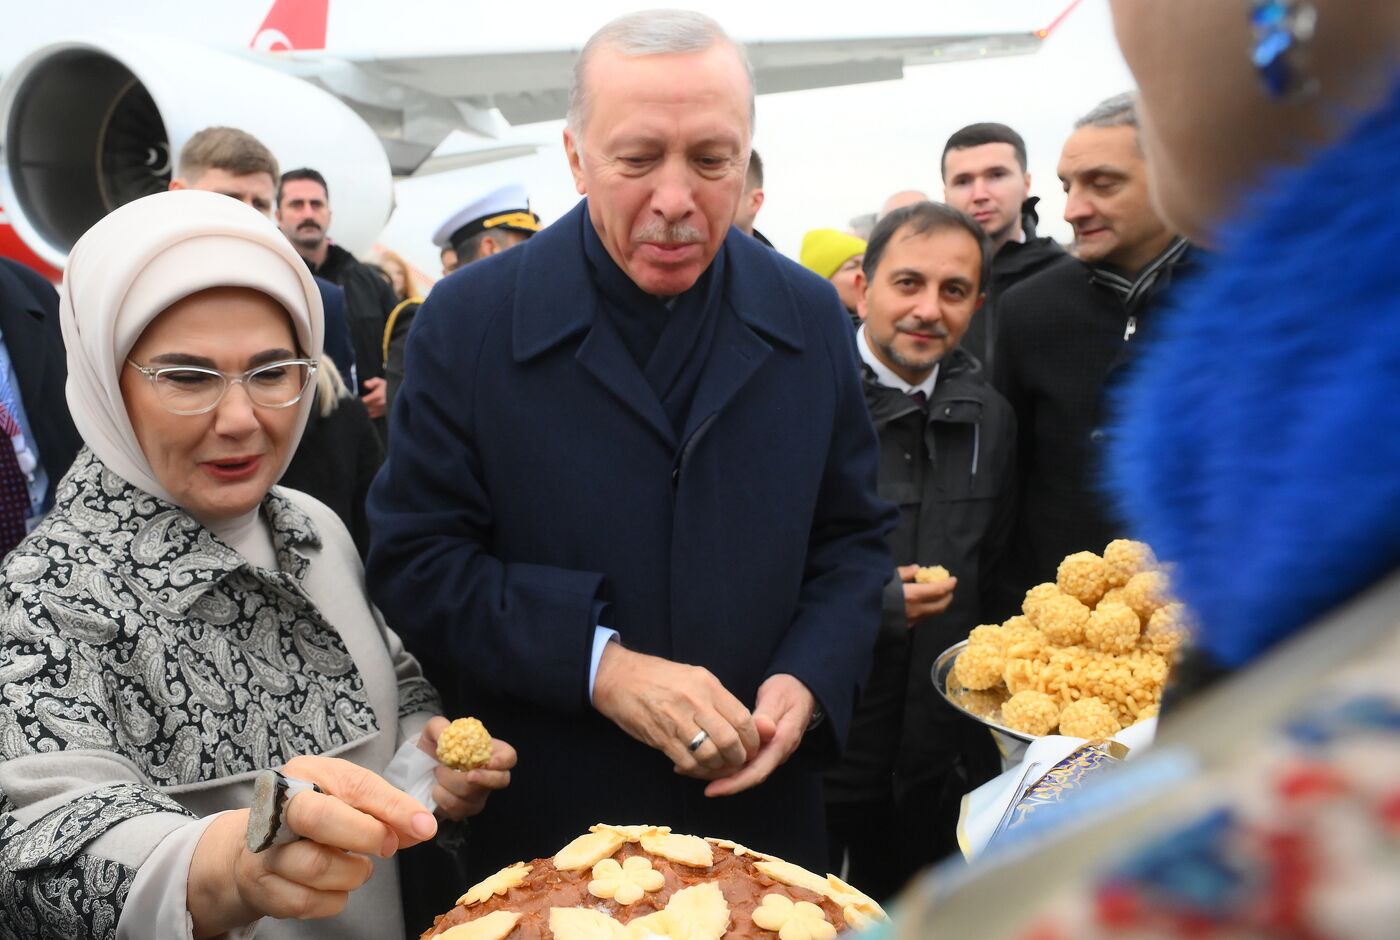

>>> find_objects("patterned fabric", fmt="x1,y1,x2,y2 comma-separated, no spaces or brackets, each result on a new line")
1013,668,1400,939
0,447,380,782
0,402,30,552
1,784,190,873
0,447,386,934
0,784,185,940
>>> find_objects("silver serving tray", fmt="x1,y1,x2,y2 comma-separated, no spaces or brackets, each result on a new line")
932,640,1036,744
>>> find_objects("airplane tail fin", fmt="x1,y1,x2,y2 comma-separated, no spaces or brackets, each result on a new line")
251,0,329,51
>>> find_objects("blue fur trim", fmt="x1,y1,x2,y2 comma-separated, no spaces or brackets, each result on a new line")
1107,78,1400,667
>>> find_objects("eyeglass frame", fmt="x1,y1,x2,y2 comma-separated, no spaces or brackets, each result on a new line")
124,357,320,416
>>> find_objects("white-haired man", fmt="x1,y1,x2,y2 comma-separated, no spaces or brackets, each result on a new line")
368,10,893,871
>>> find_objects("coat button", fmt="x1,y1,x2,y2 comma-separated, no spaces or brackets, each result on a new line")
904,453,912,461
1089,429,1106,444
671,467,681,484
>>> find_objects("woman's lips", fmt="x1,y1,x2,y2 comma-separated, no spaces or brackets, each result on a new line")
200,455,263,482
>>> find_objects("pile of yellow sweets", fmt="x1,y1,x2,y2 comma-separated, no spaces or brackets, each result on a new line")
950,540,1190,739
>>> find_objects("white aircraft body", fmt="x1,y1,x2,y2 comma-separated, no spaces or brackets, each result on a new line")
0,0,1080,278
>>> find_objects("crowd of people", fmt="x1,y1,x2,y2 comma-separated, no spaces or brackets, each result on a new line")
0,1,1396,938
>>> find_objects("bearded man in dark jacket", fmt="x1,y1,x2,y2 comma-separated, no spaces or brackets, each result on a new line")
826,202,1016,900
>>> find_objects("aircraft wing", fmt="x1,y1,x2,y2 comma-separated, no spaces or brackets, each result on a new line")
283,29,1045,127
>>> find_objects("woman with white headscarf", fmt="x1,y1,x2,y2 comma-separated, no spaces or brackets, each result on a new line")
0,190,514,940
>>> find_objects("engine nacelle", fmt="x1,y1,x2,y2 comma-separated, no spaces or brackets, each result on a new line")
0,34,393,268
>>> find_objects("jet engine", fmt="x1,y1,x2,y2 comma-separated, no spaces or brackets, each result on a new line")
0,34,393,268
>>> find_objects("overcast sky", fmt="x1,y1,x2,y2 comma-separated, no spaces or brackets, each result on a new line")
379,0,1135,283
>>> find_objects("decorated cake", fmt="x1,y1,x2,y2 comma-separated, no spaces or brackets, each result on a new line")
421,824,887,940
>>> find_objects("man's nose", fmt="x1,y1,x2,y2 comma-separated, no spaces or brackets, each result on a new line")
650,158,697,220
1064,188,1092,224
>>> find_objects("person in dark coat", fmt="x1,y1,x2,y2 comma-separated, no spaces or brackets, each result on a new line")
383,186,541,416
825,203,1015,900
278,358,383,559
277,167,398,427
367,10,894,877
993,94,1190,612
941,123,1068,376
0,258,81,553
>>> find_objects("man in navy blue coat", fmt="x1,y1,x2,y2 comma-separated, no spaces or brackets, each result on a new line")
367,10,893,873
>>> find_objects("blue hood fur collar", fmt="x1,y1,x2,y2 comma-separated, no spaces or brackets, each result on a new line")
1108,78,1400,668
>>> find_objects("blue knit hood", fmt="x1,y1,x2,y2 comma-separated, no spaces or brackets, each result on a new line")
1108,79,1400,668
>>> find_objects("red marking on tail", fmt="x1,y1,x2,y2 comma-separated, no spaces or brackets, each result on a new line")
250,0,329,52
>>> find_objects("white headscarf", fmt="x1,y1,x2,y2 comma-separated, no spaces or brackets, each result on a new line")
59,189,323,511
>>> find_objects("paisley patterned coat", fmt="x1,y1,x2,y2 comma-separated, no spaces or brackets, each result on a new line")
0,448,439,940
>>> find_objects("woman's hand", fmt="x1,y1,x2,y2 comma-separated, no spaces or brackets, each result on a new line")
188,755,437,938
416,716,517,821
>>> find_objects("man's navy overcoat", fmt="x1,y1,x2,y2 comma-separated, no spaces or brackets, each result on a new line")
367,201,894,873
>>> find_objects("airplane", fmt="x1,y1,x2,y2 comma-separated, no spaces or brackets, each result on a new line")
0,0,1081,280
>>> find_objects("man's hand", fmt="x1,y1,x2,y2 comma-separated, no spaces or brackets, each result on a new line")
898,564,957,627
360,376,387,419
416,717,517,820
704,674,815,798
188,755,437,938
593,644,760,781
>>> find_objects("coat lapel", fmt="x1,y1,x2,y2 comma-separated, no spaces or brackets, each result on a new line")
575,311,677,449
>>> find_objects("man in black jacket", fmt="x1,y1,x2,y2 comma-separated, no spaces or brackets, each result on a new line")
826,201,1016,899
277,167,398,427
942,123,1068,375
994,93,1190,609
0,258,81,554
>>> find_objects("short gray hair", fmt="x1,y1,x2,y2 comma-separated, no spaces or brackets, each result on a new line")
1074,92,1140,130
567,10,756,136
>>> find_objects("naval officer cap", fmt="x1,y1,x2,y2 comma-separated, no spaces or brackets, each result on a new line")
433,184,541,257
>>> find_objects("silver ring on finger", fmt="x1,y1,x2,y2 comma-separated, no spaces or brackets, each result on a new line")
687,729,709,753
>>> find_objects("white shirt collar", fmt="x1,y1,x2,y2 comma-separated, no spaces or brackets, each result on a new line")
857,324,938,398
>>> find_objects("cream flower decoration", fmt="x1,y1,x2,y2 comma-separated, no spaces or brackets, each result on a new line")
588,856,666,905
751,894,836,940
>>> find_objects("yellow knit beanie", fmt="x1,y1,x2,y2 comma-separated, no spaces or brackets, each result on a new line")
799,229,868,279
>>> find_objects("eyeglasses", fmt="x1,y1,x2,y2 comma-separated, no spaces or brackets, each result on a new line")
125,358,319,416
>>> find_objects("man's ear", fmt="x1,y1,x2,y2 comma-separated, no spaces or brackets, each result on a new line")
168,178,188,192
478,236,501,258
750,188,765,215
564,127,588,195
854,269,870,322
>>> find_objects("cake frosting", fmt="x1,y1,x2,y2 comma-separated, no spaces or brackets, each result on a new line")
422,824,887,940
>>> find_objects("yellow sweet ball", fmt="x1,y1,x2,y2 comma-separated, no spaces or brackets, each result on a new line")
1085,600,1142,654
953,643,1004,691
1057,551,1112,607
1103,539,1157,588
1119,570,1172,622
1143,602,1192,656
1057,697,1123,739
967,624,1007,653
1028,593,1091,647
915,565,952,584
1021,583,1062,622
437,717,493,771
1001,690,1062,736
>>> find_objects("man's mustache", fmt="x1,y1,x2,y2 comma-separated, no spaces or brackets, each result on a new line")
634,220,704,244
897,320,950,339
